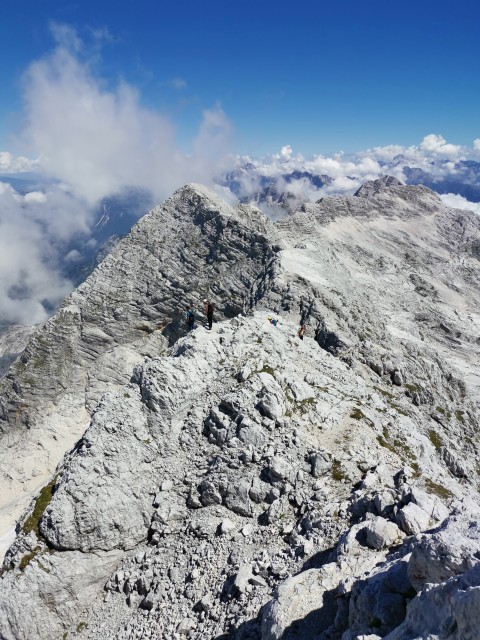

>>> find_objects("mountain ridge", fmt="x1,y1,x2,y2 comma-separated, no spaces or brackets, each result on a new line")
0,178,479,640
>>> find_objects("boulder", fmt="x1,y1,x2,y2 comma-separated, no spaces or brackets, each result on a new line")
365,517,404,550
396,502,431,535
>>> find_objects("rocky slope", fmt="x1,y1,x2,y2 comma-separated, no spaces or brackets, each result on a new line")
0,324,37,378
0,178,479,640
0,184,276,557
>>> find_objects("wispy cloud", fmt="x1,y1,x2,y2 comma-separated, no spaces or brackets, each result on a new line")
170,77,187,90
21,24,233,205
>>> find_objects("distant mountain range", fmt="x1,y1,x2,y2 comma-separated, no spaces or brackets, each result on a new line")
1,155,479,330
220,158,480,213
401,160,480,202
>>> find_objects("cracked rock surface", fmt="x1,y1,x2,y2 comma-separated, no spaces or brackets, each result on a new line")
0,178,480,639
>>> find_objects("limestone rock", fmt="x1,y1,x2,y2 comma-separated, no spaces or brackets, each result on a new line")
0,179,480,640
396,502,431,535
365,517,404,550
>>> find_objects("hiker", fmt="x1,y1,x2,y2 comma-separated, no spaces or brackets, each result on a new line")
268,315,278,327
298,324,306,340
203,299,214,330
185,305,195,331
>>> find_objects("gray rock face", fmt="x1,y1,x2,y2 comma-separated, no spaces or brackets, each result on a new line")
0,323,37,378
1,179,480,640
365,517,404,550
0,184,277,551
407,513,480,592
39,392,154,552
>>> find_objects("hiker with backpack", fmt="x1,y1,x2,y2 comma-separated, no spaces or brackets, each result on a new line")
185,305,195,331
203,299,214,330
298,324,306,340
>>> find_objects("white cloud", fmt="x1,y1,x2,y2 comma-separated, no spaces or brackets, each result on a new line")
23,191,47,203
192,104,233,161
273,145,293,161
0,151,40,173
5,21,480,326
0,182,85,324
0,24,237,326
171,77,187,90
64,249,82,263
49,22,82,53
21,25,234,205
225,134,480,219
439,193,480,216
419,134,463,157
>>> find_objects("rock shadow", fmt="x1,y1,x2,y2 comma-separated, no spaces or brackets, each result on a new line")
300,545,335,571
279,587,338,639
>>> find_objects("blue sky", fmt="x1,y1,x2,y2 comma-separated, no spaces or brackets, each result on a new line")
1,0,480,327
1,0,479,157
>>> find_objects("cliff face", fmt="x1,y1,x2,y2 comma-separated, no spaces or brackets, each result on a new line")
0,179,479,640
0,184,277,556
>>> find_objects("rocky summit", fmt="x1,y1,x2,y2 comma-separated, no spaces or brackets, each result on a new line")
0,178,479,640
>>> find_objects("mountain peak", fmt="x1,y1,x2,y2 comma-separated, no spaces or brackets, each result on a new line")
354,175,404,197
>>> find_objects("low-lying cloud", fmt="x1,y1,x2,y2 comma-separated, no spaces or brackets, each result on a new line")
439,193,480,216
0,182,91,324
228,134,480,213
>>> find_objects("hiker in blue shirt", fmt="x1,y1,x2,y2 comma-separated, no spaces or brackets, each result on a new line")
185,305,195,331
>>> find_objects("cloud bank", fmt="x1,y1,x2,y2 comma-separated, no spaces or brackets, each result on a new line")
0,182,91,324
226,134,480,213
439,193,480,217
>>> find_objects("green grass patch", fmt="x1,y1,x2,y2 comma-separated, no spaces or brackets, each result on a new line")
387,400,409,416
377,427,418,468
436,406,445,414
425,478,453,500
350,408,365,420
19,547,42,572
428,430,443,451
23,477,57,538
456,410,465,423
374,386,394,400
411,461,421,478
377,435,396,455
259,364,275,376
331,460,346,482
76,622,88,633
405,383,419,393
